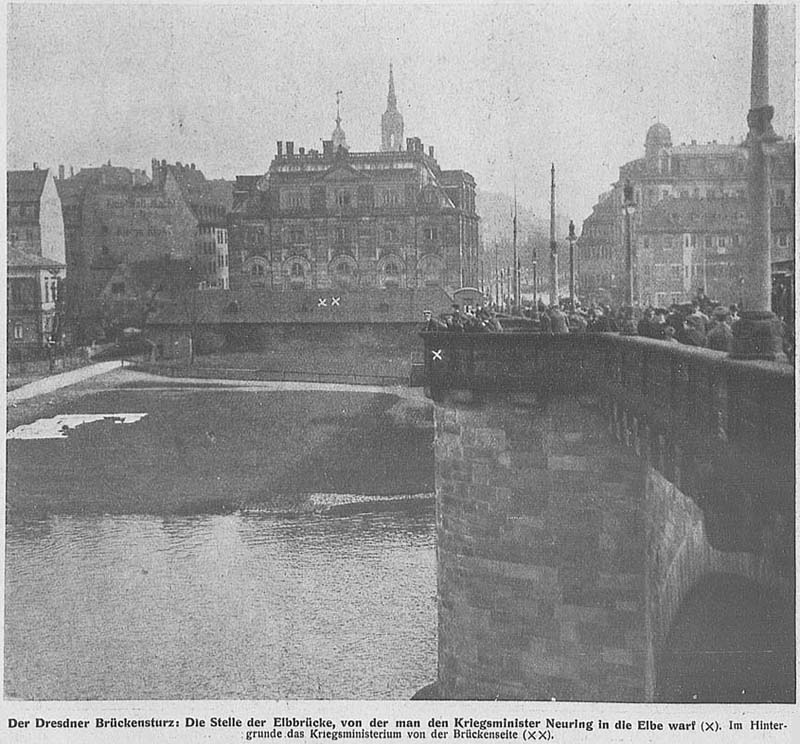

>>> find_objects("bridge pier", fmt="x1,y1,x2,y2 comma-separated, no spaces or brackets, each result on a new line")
435,393,648,700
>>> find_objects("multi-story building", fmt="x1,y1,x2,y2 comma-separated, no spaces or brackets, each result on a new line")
578,123,795,307
56,161,232,338
230,67,480,293
7,167,67,352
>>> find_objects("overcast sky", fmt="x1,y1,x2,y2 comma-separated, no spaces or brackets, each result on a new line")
6,2,796,222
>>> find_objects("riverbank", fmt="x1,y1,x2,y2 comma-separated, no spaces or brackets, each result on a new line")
6,371,434,521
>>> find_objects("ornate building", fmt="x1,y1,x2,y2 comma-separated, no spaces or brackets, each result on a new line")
577,123,795,307
229,67,480,293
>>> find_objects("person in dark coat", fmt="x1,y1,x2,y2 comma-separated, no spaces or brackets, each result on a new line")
706,307,734,352
677,315,707,346
548,305,570,334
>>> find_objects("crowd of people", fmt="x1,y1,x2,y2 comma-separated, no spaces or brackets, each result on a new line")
423,290,794,359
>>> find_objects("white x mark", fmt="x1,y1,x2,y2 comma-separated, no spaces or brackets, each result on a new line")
331,296,340,306
432,349,443,361
317,298,328,307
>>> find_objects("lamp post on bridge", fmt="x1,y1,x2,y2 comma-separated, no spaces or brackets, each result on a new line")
622,181,637,308
567,220,577,311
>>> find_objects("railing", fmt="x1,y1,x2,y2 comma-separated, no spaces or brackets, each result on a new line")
123,360,410,387
421,331,795,560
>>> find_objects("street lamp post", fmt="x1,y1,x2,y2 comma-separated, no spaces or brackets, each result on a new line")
567,220,577,311
622,180,636,307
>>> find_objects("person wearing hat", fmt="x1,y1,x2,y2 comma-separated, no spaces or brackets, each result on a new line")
677,314,707,347
421,309,445,332
706,306,733,352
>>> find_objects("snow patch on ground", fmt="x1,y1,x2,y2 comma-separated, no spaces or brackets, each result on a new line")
7,414,148,440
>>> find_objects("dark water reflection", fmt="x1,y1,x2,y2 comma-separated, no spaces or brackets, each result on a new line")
5,508,436,700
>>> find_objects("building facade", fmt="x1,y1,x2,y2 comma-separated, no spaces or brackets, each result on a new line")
577,123,795,307
230,68,480,294
56,161,232,339
7,168,67,351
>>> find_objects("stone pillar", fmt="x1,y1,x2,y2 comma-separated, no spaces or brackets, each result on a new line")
434,395,648,701
732,4,783,360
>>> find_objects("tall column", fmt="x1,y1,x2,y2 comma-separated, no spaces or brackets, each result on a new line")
732,4,783,359
549,164,558,304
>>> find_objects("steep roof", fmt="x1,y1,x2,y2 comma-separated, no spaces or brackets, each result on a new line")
7,245,65,269
148,286,453,326
7,169,49,203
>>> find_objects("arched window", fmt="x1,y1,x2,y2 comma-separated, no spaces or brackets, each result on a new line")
251,263,264,276
290,263,304,278
385,262,399,276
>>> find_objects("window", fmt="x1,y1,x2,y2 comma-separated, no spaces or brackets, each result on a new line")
111,282,125,295
693,188,701,198
289,228,305,243
680,191,689,198
290,263,304,278
704,235,712,249
778,234,789,247
336,261,351,276
336,227,347,244
13,323,24,340
385,262,399,276
251,263,264,276
662,190,670,200
384,226,398,242
424,227,438,241
775,189,786,206
286,192,304,209
336,192,351,207
382,191,399,206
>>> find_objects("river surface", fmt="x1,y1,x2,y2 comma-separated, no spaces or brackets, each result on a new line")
5,508,436,700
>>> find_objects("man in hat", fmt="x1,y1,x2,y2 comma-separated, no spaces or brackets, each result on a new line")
706,306,734,352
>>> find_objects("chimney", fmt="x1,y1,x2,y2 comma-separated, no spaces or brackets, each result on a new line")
191,163,196,170
406,138,414,152
691,139,697,145
323,140,333,157
162,159,167,166
299,147,305,155
428,146,435,158
286,141,294,156
176,161,182,167
70,166,74,177
58,165,65,180
33,162,39,170
277,141,283,156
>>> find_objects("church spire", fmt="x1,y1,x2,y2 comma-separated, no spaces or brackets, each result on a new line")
387,63,397,109
332,89,348,152
381,63,404,152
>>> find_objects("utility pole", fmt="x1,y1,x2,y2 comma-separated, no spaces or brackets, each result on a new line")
512,189,519,312
549,164,558,305
567,220,577,310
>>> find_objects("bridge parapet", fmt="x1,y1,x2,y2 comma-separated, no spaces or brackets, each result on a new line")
422,332,794,562
422,332,794,701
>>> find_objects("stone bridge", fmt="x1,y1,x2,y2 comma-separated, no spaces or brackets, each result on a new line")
420,332,794,702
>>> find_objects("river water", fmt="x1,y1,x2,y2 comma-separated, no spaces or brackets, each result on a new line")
5,508,436,700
